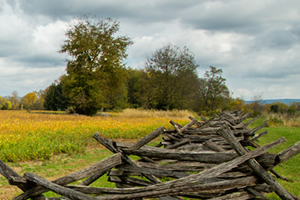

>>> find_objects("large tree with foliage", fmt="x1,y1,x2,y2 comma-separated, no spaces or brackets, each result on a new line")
144,44,199,110
60,16,132,115
197,66,230,113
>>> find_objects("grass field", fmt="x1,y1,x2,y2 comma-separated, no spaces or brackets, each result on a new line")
0,110,299,199
0,110,191,162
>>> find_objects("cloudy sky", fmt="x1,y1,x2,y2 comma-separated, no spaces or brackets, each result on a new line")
1,0,300,100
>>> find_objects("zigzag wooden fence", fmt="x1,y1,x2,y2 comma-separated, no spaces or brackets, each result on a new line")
0,111,300,200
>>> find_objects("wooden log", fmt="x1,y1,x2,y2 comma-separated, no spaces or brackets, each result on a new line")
246,187,266,199
255,153,278,170
108,176,153,187
164,134,182,142
65,179,222,194
159,197,183,200
116,165,190,178
122,146,238,163
176,143,211,151
111,169,248,181
243,115,260,128
179,118,198,133
188,116,202,127
182,127,220,135
218,125,296,200
182,135,235,146
170,120,182,133
23,172,96,200
208,191,256,200
125,145,280,168
137,161,217,171
247,122,267,136
271,169,294,182
66,176,257,199
185,128,254,136
109,169,141,177
241,131,268,147
238,112,251,123
0,160,27,186
95,176,257,200
277,141,300,164
249,184,275,193
248,130,268,142
14,153,122,200
0,160,47,200
182,134,224,141
221,111,236,119
204,140,226,152
127,126,164,150
80,170,107,186
201,116,208,122
208,120,236,128
165,139,190,149
119,154,163,185
216,171,249,178
247,137,298,179
93,132,119,153
137,156,157,163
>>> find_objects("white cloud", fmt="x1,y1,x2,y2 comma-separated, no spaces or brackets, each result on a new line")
32,20,67,54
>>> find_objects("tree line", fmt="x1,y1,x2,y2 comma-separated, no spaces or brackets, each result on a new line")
0,63,230,116
36,16,230,116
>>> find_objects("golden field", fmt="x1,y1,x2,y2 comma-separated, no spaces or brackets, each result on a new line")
0,109,191,162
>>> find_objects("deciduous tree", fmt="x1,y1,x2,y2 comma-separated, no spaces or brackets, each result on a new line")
0,96,12,110
20,92,38,110
60,16,132,115
197,66,230,113
8,91,20,110
144,44,199,110
246,92,264,116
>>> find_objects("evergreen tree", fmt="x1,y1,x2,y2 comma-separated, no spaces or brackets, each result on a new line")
44,81,69,111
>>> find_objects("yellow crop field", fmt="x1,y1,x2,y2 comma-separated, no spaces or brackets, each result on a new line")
0,110,190,162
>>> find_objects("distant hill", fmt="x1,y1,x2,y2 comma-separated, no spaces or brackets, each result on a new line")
245,99,300,105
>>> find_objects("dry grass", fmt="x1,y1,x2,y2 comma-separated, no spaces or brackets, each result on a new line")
118,108,196,119
264,113,300,127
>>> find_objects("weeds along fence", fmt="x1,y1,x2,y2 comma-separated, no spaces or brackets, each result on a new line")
0,111,300,200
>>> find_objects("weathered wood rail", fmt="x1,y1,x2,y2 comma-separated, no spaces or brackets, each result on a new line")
0,111,300,200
